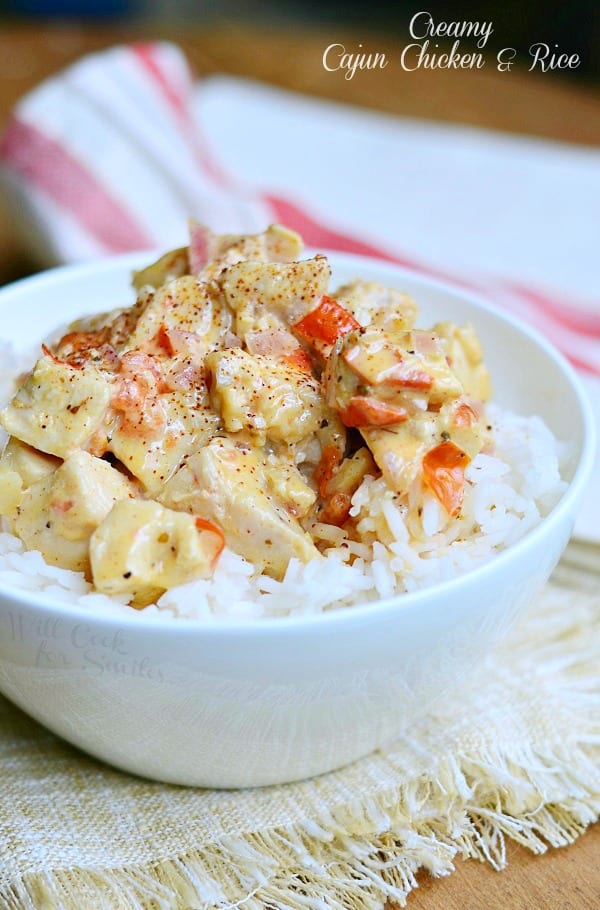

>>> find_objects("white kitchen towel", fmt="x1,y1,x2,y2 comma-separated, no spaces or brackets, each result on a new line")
0,41,598,535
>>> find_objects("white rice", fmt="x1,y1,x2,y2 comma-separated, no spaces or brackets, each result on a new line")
0,347,570,620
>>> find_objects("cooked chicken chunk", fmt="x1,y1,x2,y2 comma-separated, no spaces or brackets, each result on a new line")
123,276,232,356
108,370,219,494
362,414,441,491
263,224,304,262
262,453,317,518
437,398,490,460
0,354,112,458
59,295,149,354
189,222,303,279
159,437,319,578
433,322,492,402
13,451,136,573
0,437,59,488
0,466,23,520
206,348,323,446
189,224,265,278
0,439,60,521
132,246,189,291
334,280,418,333
90,499,224,605
222,256,331,338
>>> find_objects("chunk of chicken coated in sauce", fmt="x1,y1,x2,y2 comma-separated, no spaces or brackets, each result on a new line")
205,348,324,448
106,350,220,494
159,436,318,578
123,276,232,356
222,255,331,339
0,439,60,521
108,382,219,495
132,246,189,292
359,399,489,500
90,499,224,606
1,437,59,488
0,354,112,458
12,452,136,574
433,321,492,402
131,225,304,291
188,222,304,279
333,280,418,334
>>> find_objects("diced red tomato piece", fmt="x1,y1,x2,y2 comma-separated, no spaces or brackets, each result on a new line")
320,492,352,527
422,441,470,517
339,396,409,428
381,364,433,390
293,296,360,349
314,444,343,497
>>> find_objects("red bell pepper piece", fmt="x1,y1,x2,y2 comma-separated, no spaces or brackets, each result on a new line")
422,441,470,517
339,396,409,428
293,296,360,350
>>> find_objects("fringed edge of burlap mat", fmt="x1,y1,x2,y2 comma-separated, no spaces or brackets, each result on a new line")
3,761,598,910
2,555,599,910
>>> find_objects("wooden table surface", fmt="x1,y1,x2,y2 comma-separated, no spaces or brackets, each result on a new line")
0,21,598,909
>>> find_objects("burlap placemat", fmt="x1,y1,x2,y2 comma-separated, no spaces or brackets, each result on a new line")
0,545,598,910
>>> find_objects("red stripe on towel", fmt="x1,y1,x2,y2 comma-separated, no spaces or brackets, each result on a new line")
506,282,600,339
131,42,187,116
131,43,233,190
0,116,152,253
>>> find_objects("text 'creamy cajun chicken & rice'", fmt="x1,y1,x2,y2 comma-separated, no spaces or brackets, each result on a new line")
0,225,565,617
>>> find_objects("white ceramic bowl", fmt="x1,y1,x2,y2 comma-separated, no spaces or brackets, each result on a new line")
0,253,595,788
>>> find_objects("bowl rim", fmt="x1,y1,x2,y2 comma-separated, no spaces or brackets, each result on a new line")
0,250,595,634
